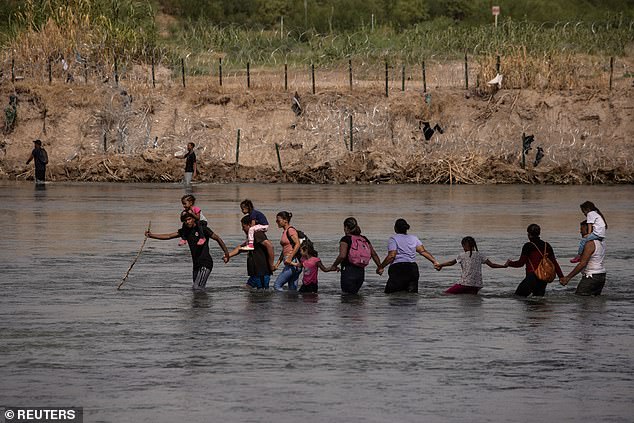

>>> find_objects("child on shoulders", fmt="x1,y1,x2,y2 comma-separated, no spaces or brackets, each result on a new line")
571,201,607,263
239,199,269,251
179,194,207,246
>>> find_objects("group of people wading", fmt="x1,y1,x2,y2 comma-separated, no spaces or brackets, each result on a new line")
145,198,607,298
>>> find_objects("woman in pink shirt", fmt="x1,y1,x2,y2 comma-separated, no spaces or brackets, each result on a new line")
273,211,302,291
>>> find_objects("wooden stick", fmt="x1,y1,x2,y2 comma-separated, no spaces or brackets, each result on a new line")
117,221,151,290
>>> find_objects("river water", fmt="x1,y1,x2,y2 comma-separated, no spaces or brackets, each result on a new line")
1,181,633,423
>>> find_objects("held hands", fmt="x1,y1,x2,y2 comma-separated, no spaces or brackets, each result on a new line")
223,253,230,264
434,263,442,271
504,259,512,267
559,276,569,286
376,266,384,276
329,265,340,272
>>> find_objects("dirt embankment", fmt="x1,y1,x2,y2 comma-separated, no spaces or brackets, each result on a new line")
1,71,633,184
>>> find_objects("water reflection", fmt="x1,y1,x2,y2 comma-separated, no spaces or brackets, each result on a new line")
1,181,633,423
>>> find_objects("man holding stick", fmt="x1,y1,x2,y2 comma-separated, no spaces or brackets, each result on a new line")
146,212,229,292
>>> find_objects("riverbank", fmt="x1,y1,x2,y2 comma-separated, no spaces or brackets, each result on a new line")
1,72,633,184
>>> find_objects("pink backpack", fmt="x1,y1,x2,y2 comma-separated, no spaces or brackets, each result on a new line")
348,235,371,267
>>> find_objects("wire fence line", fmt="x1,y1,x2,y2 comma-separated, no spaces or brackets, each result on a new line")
1,50,627,93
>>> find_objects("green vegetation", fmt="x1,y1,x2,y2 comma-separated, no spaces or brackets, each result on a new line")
1,0,633,86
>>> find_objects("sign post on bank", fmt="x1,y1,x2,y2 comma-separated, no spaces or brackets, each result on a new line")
492,6,500,28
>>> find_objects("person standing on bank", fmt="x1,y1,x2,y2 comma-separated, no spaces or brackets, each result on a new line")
26,139,48,184
560,221,607,296
376,218,440,294
180,142,197,185
227,216,276,290
146,212,229,292
506,223,564,297
329,217,381,295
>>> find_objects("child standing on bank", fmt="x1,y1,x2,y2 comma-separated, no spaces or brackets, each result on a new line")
571,201,607,263
292,241,332,293
435,236,507,294
239,199,269,251
179,194,207,246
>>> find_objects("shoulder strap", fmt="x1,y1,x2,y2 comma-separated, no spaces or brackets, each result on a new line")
286,226,298,247
530,242,545,259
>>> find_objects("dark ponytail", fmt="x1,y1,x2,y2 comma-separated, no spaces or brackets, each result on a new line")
343,217,361,236
276,211,293,222
580,201,608,229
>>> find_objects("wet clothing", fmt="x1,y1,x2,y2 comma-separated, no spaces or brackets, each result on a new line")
340,264,365,294
384,262,419,294
31,147,47,182
301,257,321,286
508,239,563,297
576,239,606,296
299,283,318,293
514,273,547,297
445,284,481,295
274,263,301,291
575,273,606,296
456,251,488,288
247,275,270,289
192,266,212,292
339,235,372,294
247,231,272,279
178,225,214,271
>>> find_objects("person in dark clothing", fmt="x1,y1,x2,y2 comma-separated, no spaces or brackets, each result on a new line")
180,142,197,185
145,213,229,292
227,216,276,289
26,139,48,184
506,223,564,297
329,217,381,295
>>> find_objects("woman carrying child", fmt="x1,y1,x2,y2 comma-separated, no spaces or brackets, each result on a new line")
435,236,507,295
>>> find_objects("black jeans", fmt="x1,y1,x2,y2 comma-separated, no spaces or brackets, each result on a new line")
385,262,419,293
575,273,606,296
35,166,46,182
340,265,365,294
515,273,548,297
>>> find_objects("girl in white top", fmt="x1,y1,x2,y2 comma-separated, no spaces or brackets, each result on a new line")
435,236,507,294
572,201,608,263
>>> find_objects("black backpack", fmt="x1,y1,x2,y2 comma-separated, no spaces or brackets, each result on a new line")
39,148,48,165
287,226,309,260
